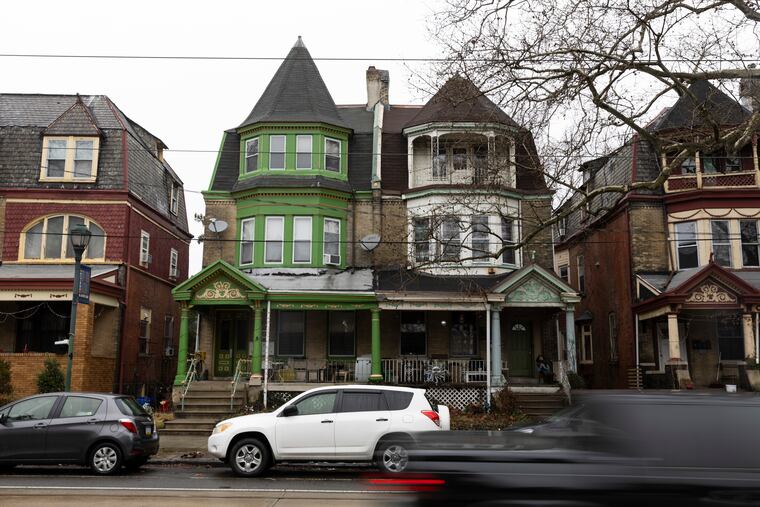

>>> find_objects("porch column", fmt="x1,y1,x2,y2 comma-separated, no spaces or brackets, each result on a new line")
743,313,755,361
491,308,503,386
252,306,263,376
370,307,383,382
173,304,190,385
667,313,681,361
565,305,577,372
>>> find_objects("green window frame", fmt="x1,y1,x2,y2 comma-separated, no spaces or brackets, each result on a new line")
269,135,286,170
245,137,259,173
325,138,341,173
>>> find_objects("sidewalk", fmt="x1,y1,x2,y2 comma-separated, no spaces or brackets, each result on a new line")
152,434,221,466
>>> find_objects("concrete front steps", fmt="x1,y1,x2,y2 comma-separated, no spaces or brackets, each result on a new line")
510,386,567,419
162,381,245,436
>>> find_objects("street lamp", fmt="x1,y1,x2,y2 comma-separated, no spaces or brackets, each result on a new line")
64,223,91,392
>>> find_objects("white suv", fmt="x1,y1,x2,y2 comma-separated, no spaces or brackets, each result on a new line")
208,385,450,476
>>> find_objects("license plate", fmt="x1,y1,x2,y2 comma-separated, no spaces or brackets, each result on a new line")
145,426,152,436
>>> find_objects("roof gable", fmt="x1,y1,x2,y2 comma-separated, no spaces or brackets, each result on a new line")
651,80,750,132
172,260,266,303
670,261,757,298
493,263,578,305
43,96,101,137
239,37,348,130
403,76,519,130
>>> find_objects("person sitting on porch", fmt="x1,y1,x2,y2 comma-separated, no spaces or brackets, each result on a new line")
536,355,552,384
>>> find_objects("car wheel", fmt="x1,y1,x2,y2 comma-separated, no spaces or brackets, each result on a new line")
89,442,123,475
229,438,269,477
377,440,410,473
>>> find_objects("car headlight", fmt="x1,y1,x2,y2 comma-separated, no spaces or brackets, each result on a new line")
212,422,233,435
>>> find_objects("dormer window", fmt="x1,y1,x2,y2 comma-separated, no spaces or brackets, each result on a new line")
170,183,180,215
245,137,259,172
40,136,99,182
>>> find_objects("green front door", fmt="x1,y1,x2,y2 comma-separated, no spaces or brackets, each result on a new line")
506,321,533,377
214,311,250,377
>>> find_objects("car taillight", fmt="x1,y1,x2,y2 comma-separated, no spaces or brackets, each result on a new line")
119,419,138,434
421,410,440,427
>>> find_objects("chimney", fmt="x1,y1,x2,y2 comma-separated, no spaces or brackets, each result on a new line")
740,64,760,111
366,66,389,110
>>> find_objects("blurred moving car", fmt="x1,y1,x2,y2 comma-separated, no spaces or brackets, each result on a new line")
0,392,158,475
406,392,760,506
208,385,450,476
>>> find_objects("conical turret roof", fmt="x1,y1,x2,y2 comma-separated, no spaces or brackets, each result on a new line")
239,37,348,129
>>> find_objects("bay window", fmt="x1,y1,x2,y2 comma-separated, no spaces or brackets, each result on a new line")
439,217,461,262
240,218,255,265
293,216,312,263
501,218,515,264
269,135,286,170
296,135,312,169
265,217,284,263
245,137,259,172
711,220,732,267
414,217,431,262
741,220,760,267
325,138,341,172
470,216,490,261
675,221,698,269
323,218,340,265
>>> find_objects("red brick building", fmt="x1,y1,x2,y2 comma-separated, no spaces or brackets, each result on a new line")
0,94,191,399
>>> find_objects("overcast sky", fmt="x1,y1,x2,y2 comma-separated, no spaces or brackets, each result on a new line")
1,0,443,274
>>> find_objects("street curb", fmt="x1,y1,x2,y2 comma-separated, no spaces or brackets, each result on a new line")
149,458,223,466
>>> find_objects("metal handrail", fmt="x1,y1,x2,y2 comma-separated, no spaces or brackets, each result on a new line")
180,355,202,411
230,359,252,411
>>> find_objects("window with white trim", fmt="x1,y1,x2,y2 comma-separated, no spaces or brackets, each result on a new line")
579,323,593,363
22,215,105,261
170,183,179,215
169,248,179,279
269,135,285,170
296,135,312,169
741,220,760,267
293,216,312,263
502,218,515,264
40,136,100,181
675,221,698,269
558,264,569,283
439,217,461,262
140,231,151,266
470,216,490,262
139,307,151,355
325,138,341,172
245,137,259,173
240,218,255,265
265,217,284,263
323,218,341,265
413,217,431,263
711,220,732,267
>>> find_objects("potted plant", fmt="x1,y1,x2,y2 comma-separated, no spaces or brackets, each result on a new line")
745,356,760,391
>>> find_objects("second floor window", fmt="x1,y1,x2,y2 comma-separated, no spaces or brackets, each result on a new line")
471,216,490,261
23,215,105,261
325,138,341,172
139,308,151,355
240,218,255,265
741,220,760,267
502,218,515,264
41,136,99,181
296,135,312,169
293,216,312,263
439,217,461,262
169,248,179,279
265,216,284,263
414,217,431,262
269,135,286,170
558,264,569,283
711,220,732,267
675,221,698,269
245,137,259,172
140,231,151,266
323,218,341,265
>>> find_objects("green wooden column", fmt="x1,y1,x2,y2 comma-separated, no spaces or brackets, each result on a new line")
252,306,263,376
369,307,383,382
173,305,190,385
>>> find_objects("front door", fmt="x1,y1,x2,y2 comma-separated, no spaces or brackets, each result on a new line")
214,311,250,377
507,322,533,377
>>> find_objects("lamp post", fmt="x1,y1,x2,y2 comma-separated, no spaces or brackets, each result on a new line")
64,223,91,392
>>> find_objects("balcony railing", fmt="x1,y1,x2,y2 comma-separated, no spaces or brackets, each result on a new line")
381,358,487,385
665,170,759,193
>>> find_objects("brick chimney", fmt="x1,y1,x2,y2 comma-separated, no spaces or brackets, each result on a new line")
740,64,760,111
366,66,389,110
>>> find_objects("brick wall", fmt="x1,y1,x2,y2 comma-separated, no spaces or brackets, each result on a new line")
373,197,406,268
202,199,238,268
629,202,669,273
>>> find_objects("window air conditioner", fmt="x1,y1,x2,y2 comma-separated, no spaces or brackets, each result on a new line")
324,254,341,265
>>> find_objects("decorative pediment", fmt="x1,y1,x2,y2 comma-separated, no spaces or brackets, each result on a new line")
685,283,737,304
195,279,246,300
506,278,561,304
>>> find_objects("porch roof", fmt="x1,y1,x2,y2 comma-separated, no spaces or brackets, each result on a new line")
0,264,118,280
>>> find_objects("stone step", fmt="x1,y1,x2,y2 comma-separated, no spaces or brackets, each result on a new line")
175,411,237,420
164,417,219,426
159,427,213,436
177,403,243,411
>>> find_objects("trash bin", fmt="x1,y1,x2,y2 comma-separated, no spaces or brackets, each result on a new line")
355,355,372,382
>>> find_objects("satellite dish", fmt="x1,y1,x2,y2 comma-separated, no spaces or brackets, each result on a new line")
208,220,228,234
360,234,381,252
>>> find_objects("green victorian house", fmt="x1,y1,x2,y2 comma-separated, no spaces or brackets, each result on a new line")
173,37,579,396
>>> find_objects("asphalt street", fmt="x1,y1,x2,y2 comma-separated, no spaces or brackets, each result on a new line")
0,463,414,506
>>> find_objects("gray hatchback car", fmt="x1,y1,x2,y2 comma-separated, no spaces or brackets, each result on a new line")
0,392,159,474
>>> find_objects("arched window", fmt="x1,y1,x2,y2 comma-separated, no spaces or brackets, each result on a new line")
22,215,106,260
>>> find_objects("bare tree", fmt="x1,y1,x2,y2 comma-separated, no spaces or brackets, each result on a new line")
411,0,760,260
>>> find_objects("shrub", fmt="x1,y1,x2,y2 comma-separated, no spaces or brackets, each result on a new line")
491,388,521,415
37,359,65,393
0,359,12,405
567,372,586,390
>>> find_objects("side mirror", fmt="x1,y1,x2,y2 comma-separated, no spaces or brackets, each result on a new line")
281,405,298,417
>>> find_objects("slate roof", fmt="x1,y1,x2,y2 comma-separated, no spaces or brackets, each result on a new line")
43,97,101,136
0,264,118,280
246,267,373,293
239,37,349,130
649,80,751,132
639,268,760,293
403,76,519,130
376,269,512,294
232,175,353,193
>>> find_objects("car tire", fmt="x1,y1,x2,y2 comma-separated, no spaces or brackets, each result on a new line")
376,440,410,473
89,442,123,475
229,438,270,477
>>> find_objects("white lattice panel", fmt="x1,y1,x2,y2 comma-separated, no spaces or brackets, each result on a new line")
425,386,486,410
